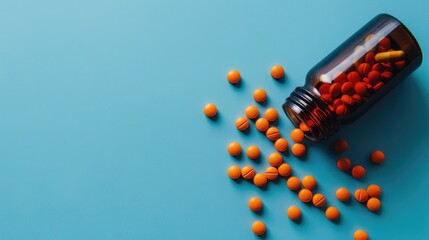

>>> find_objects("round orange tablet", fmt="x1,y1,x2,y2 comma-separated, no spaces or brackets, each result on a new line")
278,163,292,177
235,117,249,131
264,108,278,122
302,175,317,190
337,157,352,171
227,166,241,179
334,139,348,153
351,165,366,179
298,189,313,203
291,143,306,157
266,127,280,141
287,206,301,220
227,142,242,156
325,206,340,221
274,138,288,152
268,152,283,167
253,88,267,103
246,145,260,160
253,173,268,187
265,167,279,180
366,198,381,211
290,128,305,143
254,119,268,133
367,184,382,198
227,70,241,84
245,105,259,119
286,176,301,191
354,188,369,203
251,221,266,236
241,166,255,180
371,150,385,164
248,197,263,212
299,122,311,132
204,103,217,118
271,65,285,79
312,193,326,207
336,187,351,202
354,229,369,240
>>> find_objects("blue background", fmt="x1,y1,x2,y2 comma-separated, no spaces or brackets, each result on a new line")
0,0,428,239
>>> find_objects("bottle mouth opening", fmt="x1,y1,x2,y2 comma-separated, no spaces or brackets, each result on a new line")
284,105,320,142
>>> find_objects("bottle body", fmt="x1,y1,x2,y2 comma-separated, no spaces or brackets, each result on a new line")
283,14,422,142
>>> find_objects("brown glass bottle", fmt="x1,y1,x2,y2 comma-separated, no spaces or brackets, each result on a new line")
283,14,422,142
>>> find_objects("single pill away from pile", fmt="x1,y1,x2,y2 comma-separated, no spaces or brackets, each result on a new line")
287,206,301,220
246,146,261,160
337,157,352,171
253,173,268,187
278,163,292,177
366,197,381,212
265,167,279,180
228,166,241,179
334,139,348,153
325,207,340,221
245,105,259,119
255,118,270,132
351,165,366,179
287,176,301,191
274,138,288,152
204,103,217,118
336,187,351,202
241,166,255,180
371,150,385,164
367,184,382,198
298,189,313,203
354,188,369,203
264,108,278,122
235,117,249,131
266,127,280,141
354,229,369,240
248,197,263,212
253,88,267,103
302,175,317,190
271,65,285,79
291,143,306,157
290,128,305,143
252,221,266,236
268,152,283,167
227,70,241,84
227,142,242,156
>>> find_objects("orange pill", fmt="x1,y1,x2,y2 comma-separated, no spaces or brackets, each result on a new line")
227,166,241,179
253,173,268,187
227,142,242,156
334,139,348,153
265,167,279,180
299,122,311,132
286,176,301,191
325,206,340,221
354,229,369,240
227,70,241,84
253,88,267,103
354,188,369,203
366,197,381,211
278,163,292,177
251,221,266,236
235,117,249,131
266,127,280,141
302,175,317,190
271,65,285,79
336,187,351,202
248,197,263,212
337,157,352,171
291,143,306,157
241,166,255,180
287,206,301,220
245,105,259,119
203,103,217,117
268,152,283,167
246,145,260,160
371,150,385,164
351,165,366,179
255,118,270,132
290,128,305,142
367,184,382,198
264,108,278,122
312,193,326,207
298,189,313,203
274,138,289,152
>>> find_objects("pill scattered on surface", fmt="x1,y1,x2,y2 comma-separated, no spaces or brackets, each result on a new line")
351,165,366,179
228,166,241,179
266,127,280,141
290,128,305,143
246,145,261,160
235,117,249,131
271,65,285,79
337,157,352,171
325,207,340,221
255,118,270,132
287,176,301,191
354,229,369,240
227,142,242,156
366,197,381,211
245,105,259,119
265,167,279,180
204,103,217,117
371,150,385,164
264,108,278,122
298,189,313,203
291,143,306,157
354,188,369,203
302,175,317,190
336,187,351,202
248,197,263,212
274,138,289,152
227,70,241,84
287,206,301,221
334,139,348,153
251,221,266,236
367,184,382,198
268,152,283,167
253,173,268,187
253,88,267,103
241,166,255,180
312,193,326,207
278,163,292,177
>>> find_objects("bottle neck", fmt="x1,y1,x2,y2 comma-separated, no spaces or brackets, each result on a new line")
282,87,338,142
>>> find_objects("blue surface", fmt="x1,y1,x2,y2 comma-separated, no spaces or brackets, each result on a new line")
0,1,428,239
